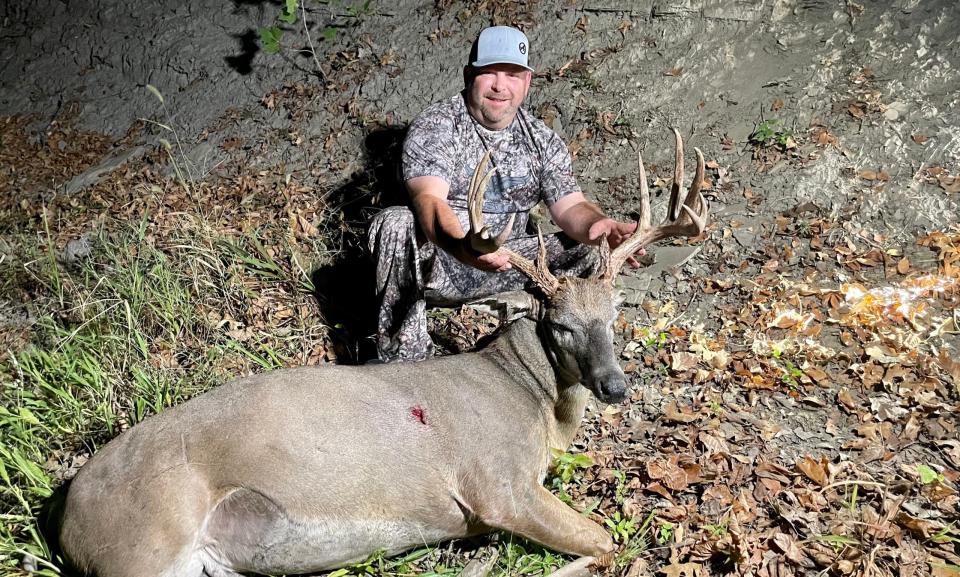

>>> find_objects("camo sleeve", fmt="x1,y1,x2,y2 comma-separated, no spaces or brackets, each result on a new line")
537,129,580,207
402,102,456,183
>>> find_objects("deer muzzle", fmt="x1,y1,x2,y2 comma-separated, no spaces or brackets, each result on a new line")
590,368,628,404
582,323,629,404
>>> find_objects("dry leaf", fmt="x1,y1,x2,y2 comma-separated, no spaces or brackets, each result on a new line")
699,432,730,455
911,134,929,145
939,175,960,193
574,15,589,32
663,402,699,423
771,98,784,111
771,533,813,567
661,561,704,577
797,455,829,486
897,257,911,274
670,352,699,372
664,67,683,77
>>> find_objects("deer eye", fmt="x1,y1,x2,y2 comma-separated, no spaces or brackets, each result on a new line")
548,321,575,334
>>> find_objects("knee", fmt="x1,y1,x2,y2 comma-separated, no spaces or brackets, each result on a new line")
369,205,414,233
367,206,417,260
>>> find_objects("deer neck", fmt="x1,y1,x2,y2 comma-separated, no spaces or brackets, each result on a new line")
484,318,590,451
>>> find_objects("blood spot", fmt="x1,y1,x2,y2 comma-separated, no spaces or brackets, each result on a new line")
410,405,428,425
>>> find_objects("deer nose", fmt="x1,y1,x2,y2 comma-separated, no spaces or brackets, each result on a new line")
595,372,628,404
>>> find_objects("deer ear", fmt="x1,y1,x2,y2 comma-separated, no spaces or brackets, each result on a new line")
464,290,542,322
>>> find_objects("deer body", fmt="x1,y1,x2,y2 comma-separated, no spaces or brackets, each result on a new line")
59,129,708,577
60,317,611,577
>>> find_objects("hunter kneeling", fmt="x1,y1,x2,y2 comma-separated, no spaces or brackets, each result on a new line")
368,25,646,363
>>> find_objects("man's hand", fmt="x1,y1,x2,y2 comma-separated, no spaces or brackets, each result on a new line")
459,240,513,273
588,218,646,267
551,194,647,267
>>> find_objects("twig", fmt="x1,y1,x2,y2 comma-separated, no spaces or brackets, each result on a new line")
818,480,887,493
300,1,328,82
543,556,596,577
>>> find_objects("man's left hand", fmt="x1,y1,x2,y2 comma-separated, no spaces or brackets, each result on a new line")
588,218,646,267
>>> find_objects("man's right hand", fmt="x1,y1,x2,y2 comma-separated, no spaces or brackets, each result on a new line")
458,240,513,273
409,176,515,274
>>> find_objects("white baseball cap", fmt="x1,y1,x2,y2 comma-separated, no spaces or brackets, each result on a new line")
469,26,533,71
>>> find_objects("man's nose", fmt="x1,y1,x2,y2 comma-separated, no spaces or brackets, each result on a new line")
491,72,506,90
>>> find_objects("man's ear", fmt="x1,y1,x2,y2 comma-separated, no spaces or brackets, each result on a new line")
464,290,541,322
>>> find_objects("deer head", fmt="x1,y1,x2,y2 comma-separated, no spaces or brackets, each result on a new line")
466,129,708,403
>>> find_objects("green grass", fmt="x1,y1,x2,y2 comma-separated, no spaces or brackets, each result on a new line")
0,211,334,575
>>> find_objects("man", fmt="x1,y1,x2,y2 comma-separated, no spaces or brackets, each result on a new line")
368,26,641,362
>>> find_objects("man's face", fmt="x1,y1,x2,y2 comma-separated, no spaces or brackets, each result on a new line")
465,63,532,130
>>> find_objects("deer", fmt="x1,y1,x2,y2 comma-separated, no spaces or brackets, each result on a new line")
56,129,707,577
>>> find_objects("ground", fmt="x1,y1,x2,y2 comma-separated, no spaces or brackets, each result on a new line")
0,0,958,576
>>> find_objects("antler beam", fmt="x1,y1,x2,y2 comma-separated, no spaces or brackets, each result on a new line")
466,152,560,297
599,128,709,283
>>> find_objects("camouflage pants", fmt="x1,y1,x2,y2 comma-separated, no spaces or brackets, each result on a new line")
367,206,598,362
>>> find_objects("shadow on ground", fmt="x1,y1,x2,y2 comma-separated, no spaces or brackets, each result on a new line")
311,124,409,364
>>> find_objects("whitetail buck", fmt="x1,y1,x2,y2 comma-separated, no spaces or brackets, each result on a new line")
58,129,707,577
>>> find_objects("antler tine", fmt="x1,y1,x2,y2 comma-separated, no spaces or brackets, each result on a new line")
465,153,558,296
503,225,560,297
669,127,684,220
467,152,516,253
638,149,651,230
600,129,710,284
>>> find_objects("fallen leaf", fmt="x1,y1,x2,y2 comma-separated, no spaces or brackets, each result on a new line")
670,351,699,372
797,455,829,487
771,98,784,111
911,134,928,145
699,432,730,455
939,175,960,193
895,512,944,539
660,561,703,577
897,257,911,274
664,67,683,77
663,402,699,423
575,15,589,32
771,533,813,567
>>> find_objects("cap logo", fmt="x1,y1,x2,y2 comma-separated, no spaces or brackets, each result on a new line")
519,42,526,55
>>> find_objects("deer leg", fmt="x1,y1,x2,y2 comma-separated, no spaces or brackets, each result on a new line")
481,484,614,557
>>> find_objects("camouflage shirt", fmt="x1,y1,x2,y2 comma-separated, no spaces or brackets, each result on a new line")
402,92,579,237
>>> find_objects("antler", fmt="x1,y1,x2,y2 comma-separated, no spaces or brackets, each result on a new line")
599,128,709,283
466,152,560,297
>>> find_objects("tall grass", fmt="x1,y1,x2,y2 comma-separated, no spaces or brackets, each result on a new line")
0,212,327,575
